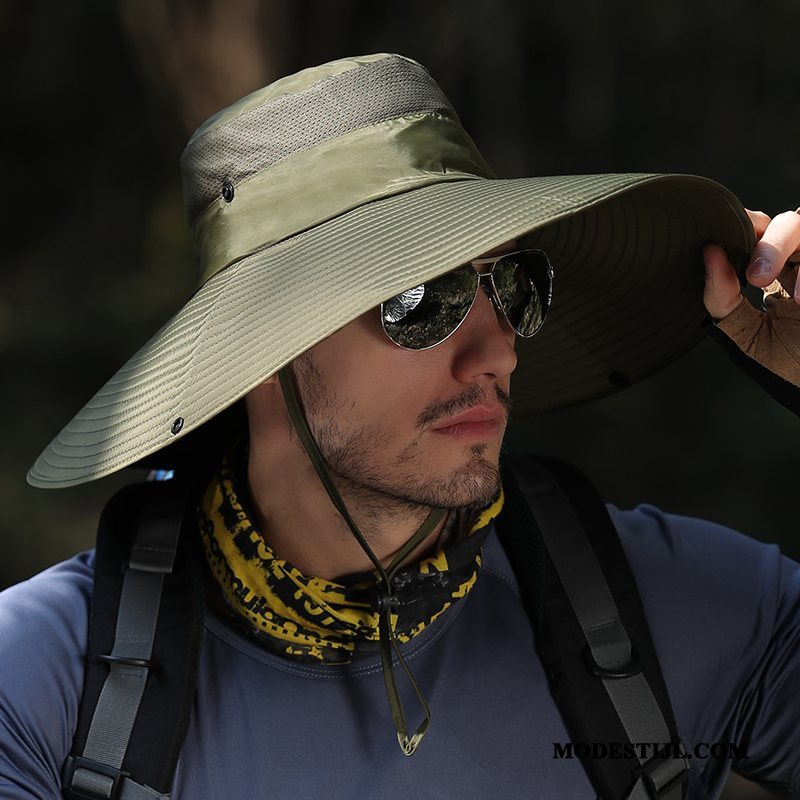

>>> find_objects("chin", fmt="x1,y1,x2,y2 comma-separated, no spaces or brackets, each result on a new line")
420,444,502,509
330,434,502,512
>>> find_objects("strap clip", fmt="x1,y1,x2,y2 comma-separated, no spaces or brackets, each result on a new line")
637,750,690,799
62,755,129,800
584,644,641,679
96,653,155,669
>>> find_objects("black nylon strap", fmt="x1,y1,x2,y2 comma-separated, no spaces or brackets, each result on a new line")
80,572,163,764
65,479,205,800
499,455,687,800
65,485,184,800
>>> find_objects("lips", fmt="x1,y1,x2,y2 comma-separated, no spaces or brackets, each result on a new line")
431,405,505,438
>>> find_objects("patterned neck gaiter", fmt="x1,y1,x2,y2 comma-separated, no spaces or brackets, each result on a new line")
198,448,504,664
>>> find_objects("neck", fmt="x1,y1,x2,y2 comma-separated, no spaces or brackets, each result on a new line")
246,436,449,580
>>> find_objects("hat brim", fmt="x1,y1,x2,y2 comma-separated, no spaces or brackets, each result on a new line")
28,172,754,488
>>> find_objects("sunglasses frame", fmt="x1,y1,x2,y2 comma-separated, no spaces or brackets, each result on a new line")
380,248,553,351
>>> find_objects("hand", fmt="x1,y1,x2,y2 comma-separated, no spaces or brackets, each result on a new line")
703,208,800,385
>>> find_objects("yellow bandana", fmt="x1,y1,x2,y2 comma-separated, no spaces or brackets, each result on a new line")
198,450,504,663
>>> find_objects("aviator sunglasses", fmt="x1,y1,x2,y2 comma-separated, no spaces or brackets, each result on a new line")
380,248,554,350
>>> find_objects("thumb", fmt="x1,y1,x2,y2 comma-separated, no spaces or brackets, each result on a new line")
703,244,744,321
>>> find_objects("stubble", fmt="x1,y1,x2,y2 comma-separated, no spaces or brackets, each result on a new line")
287,352,508,518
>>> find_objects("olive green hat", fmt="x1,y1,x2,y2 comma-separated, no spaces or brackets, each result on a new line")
28,52,755,488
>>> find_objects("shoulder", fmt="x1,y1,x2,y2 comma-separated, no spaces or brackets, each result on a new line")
0,552,94,796
608,503,800,649
609,505,800,749
0,550,94,666
608,503,800,615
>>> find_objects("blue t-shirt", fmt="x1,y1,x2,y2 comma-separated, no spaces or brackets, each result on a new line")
1,505,800,798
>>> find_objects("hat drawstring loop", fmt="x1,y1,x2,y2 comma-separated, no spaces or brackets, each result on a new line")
278,367,444,755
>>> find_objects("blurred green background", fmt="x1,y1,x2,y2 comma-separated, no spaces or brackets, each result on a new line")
2,3,798,796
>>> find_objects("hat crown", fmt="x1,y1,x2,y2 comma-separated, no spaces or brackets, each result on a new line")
178,54,494,286
181,54,461,226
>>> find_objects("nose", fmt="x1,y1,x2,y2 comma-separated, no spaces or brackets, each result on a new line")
448,283,518,383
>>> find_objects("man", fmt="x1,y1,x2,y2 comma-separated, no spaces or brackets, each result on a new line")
3,53,800,799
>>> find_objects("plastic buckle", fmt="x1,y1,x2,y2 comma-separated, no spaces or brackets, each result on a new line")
583,644,641,679
96,653,154,669
62,755,129,800
637,751,690,799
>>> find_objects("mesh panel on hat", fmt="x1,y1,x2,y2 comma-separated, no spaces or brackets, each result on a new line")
181,55,457,224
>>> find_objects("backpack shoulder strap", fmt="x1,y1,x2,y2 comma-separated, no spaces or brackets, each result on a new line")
62,478,205,800
498,454,689,800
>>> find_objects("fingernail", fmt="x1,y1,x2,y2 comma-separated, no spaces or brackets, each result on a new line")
748,257,772,277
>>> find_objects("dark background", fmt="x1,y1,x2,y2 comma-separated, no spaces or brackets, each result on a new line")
2,3,798,797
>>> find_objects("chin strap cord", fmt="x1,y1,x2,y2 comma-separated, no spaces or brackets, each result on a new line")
278,367,444,755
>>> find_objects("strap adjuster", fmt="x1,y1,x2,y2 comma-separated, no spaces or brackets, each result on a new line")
583,644,642,679
96,653,155,669
62,755,129,800
637,751,690,799
369,584,400,614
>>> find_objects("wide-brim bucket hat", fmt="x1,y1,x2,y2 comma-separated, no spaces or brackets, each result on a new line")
29,53,755,489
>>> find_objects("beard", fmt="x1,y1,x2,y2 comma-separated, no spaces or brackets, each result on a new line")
287,352,509,519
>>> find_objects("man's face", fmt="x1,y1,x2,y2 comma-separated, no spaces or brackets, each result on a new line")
289,246,519,513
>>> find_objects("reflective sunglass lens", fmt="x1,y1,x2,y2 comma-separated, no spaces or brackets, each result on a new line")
381,265,477,349
381,249,553,349
493,251,552,337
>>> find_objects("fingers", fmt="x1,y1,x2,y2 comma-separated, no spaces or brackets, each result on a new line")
708,207,800,318
746,209,771,238
703,244,744,321
745,209,800,295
